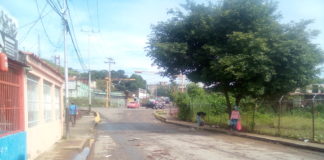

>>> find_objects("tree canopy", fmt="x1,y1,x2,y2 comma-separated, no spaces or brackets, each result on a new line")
156,85,171,97
80,70,146,92
124,74,147,92
147,0,323,115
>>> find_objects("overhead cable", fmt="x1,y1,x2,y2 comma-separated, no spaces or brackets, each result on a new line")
35,0,61,48
19,1,49,44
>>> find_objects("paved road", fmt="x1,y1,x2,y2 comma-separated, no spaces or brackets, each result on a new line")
92,107,324,160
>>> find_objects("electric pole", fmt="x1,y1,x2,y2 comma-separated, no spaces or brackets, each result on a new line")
62,0,69,139
105,57,115,108
81,29,97,113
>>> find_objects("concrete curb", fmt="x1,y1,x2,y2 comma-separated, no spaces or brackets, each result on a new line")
86,111,100,160
86,138,95,160
153,112,324,153
62,138,89,151
153,112,167,122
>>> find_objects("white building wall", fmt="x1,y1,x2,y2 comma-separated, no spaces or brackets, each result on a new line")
24,55,64,160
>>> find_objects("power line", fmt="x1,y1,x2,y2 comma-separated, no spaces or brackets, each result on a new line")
96,0,100,31
19,1,49,44
43,0,89,73
86,0,95,30
35,0,61,49
66,5,87,72
67,24,87,72
46,0,64,18
18,9,50,30
45,0,87,72
55,0,63,9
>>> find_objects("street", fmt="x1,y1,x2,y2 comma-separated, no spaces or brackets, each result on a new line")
91,107,324,160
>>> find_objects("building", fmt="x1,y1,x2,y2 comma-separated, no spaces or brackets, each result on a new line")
294,84,324,94
138,88,148,99
0,52,26,160
1,10,64,160
68,76,90,98
0,13,27,159
23,52,64,160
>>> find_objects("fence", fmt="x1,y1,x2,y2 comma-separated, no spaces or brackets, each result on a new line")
0,64,23,136
180,95,324,143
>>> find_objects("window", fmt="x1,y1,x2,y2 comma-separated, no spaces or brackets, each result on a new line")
43,81,52,122
55,87,61,120
27,74,40,127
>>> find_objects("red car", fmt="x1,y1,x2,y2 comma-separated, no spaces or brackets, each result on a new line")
127,102,140,108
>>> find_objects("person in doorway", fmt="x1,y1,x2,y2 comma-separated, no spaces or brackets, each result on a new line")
230,106,240,131
69,102,78,127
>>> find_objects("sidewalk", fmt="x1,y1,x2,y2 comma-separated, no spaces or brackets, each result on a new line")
153,111,324,153
35,110,96,160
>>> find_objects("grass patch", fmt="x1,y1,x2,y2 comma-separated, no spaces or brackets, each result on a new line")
156,110,167,115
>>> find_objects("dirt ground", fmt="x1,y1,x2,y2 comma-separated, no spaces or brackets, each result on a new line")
91,107,324,160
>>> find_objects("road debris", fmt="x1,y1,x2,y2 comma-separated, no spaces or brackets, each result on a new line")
129,138,141,141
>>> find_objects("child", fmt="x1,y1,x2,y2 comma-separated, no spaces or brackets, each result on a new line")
230,106,240,130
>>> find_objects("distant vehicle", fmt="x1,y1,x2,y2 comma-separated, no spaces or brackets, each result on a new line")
127,102,140,108
145,99,156,108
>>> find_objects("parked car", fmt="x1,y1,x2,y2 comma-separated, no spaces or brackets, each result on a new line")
127,102,140,108
145,99,156,108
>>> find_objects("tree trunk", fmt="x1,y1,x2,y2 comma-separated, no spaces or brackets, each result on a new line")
224,90,232,118
235,96,242,106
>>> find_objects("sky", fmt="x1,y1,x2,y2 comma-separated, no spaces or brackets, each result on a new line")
0,0,323,84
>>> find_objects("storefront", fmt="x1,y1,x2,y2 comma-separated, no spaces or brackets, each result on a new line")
0,57,26,160
0,11,27,159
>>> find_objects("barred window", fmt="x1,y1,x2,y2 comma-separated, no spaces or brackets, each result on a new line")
43,81,52,122
27,74,40,127
0,66,23,135
55,87,61,120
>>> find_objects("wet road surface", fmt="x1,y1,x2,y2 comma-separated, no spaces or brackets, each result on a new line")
92,107,324,160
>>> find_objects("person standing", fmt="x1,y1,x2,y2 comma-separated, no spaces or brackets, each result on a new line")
230,106,240,131
196,112,206,126
69,102,78,127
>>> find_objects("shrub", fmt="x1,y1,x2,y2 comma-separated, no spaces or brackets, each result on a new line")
172,92,193,121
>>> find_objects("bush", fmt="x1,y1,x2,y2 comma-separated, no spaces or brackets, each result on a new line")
173,92,192,121
171,83,230,122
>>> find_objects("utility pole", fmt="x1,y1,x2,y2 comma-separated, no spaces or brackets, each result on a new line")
105,57,115,107
88,68,91,112
81,29,97,113
62,0,69,139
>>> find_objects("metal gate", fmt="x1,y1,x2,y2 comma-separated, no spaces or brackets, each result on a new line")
0,61,24,136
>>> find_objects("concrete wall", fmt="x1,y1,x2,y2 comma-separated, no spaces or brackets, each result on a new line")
24,55,64,160
26,121,62,160
0,132,27,160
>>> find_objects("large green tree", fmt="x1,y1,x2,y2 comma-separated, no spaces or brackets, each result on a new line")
125,74,147,92
147,0,323,116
